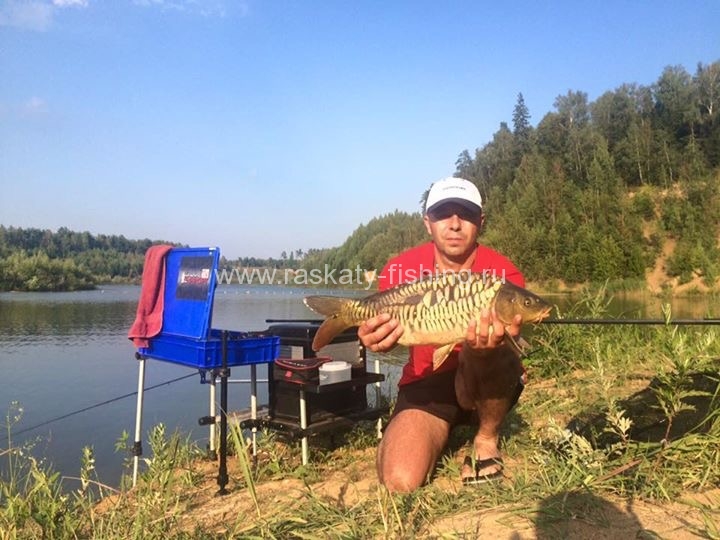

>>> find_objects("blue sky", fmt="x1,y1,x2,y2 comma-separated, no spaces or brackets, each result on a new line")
1,1,718,259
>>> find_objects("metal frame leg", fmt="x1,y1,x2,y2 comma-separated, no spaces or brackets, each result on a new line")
250,364,258,456
216,331,229,495
375,356,382,439
132,354,147,487
209,371,217,458
299,389,308,465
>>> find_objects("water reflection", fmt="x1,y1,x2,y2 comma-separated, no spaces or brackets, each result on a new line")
0,302,137,344
0,284,356,487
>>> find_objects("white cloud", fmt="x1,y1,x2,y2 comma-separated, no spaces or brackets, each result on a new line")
0,0,238,31
22,96,48,115
0,96,49,120
0,0,87,31
0,0,54,31
132,0,236,18
52,0,88,7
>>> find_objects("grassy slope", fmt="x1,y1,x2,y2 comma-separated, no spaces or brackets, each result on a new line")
2,291,719,538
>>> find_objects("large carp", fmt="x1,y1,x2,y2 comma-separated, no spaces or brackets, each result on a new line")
304,272,552,369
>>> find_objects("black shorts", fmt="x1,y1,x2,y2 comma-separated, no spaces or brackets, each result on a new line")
388,368,524,427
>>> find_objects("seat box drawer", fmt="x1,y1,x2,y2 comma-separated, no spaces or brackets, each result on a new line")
269,383,368,424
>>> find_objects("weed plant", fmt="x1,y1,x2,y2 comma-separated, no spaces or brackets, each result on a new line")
1,287,719,538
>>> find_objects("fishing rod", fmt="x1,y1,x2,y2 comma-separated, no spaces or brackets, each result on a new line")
265,319,324,324
267,317,720,327
1,371,198,441
540,318,720,326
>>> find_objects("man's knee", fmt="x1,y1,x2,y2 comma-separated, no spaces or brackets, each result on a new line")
379,463,425,493
376,411,447,493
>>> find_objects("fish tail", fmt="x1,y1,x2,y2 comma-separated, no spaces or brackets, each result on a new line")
303,296,355,351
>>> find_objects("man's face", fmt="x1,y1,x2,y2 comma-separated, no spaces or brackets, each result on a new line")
423,202,483,260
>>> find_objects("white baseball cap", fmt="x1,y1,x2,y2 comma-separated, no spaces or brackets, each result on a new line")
425,177,482,215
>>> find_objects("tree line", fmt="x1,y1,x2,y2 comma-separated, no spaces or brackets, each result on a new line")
0,225,313,291
0,224,313,291
2,60,718,291
0,226,177,291
299,211,428,276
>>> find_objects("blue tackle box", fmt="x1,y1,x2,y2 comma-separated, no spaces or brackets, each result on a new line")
136,247,280,368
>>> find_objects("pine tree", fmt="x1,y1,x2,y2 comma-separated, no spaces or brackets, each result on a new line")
512,92,532,160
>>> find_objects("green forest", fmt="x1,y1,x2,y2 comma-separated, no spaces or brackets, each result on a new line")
301,61,720,290
1,61,718,292
0,227,179,291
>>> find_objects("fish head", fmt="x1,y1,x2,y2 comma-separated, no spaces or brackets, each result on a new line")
493,282,553,325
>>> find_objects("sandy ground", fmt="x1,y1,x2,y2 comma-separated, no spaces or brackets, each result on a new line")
161,448,718,539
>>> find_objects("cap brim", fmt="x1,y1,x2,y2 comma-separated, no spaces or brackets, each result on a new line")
426,197,482,215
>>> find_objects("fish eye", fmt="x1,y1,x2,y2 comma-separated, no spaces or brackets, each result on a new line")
524,298,532,307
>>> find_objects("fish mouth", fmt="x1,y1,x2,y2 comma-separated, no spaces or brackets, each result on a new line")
530,306,553,323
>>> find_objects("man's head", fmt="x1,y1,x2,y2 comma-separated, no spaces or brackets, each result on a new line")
423,177,484,264
425,177,482,218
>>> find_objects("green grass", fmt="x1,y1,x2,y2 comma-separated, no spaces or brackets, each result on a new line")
2,288,720,538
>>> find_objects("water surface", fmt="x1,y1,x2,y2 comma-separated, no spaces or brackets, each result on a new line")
0,284,363,487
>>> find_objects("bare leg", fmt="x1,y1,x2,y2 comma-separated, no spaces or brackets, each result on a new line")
376,408,450,492
455,344,523,477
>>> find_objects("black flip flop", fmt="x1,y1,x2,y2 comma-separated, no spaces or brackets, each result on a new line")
461,455,504,485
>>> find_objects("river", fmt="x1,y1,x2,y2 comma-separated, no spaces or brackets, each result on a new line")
0,284,716,489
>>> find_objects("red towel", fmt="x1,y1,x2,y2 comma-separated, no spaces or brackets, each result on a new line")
128,244,174,348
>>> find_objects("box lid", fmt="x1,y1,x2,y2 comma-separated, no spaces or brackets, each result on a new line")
160,247,220,339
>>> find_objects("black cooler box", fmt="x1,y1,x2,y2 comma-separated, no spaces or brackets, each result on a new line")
266,323,367,423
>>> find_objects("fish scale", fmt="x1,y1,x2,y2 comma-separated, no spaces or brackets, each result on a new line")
304,272,552,370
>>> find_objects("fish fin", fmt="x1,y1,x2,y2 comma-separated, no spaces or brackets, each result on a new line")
312,316,353,351
303,296,354,351
303,295,348,317
504,333,531,357
432,343,456,370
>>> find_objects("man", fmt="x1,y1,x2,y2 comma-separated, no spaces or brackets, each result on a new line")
357,177,526,493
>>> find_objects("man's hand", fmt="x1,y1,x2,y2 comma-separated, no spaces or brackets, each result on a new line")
465,308,521,350
358,313,404,353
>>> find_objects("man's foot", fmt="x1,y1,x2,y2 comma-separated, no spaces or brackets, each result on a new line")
461,455,504,485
